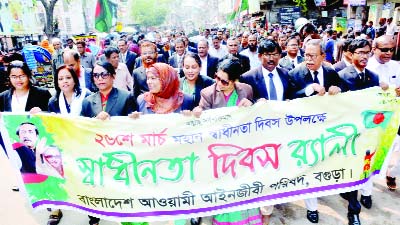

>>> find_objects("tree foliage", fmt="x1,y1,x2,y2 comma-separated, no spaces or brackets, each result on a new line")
130,0,171,28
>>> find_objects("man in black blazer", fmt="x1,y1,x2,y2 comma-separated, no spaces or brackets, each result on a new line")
240,39,294,102
132,41,158,98
289,39,343,99
118,39,137,74
197,38,219,79
221,37,250,75
338,39,380,92
168,37,187,70
288,39,342,224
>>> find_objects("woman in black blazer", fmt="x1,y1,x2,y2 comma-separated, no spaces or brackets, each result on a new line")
179,52,214,106
48,65,91,114
0,60,51,113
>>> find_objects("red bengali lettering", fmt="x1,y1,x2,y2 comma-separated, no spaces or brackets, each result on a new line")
208,143,281,178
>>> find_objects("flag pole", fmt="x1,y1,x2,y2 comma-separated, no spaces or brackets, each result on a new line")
235,0,243,34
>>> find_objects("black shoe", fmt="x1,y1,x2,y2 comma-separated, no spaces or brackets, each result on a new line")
88,216,100,225
11,186,19,192
339,192,348,200
360,195,372,209
347,213,361,225
386,176,397,191
306,210,319,223
190,217,202,225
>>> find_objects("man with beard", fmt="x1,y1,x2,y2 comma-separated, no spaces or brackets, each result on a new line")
132,41,158,98
240,39,294,102
197,38,218,79
239,34,261,69
221,37,250,75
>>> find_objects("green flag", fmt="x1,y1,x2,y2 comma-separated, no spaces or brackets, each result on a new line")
227,0,249,22
95,0,113,32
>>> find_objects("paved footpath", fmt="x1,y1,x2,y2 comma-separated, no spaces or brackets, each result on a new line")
1,153,399,225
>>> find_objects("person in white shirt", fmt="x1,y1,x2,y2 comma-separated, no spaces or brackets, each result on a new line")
240,34,261,69
386,17,397,35
104,47,133,92
367,35,399,86
209,35,228,60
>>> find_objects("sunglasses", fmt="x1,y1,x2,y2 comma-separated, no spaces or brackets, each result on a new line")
93,72,111,79
377,47,395,53
215,75,230,86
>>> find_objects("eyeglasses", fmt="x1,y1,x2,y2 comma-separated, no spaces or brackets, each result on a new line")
304,54,320,59
10,74,28,80
93,72,111,79
215,75,230,86
262,52,280,58
377,47,395,53
353,51,370,56
287,44,299,47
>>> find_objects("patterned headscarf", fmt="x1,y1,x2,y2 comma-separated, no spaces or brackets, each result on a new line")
143,63,184,114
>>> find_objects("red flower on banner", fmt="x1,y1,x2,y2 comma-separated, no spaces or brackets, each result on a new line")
373,113,385,124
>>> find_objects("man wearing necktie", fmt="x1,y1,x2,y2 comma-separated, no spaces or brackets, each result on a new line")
240,39,294,102
288,39,343,224
240,39,295,224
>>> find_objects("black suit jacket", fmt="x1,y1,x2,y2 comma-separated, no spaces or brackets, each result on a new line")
288,64,343,99
168,53,185,68
338,65,379,92
205,54,219,79
132,66,148,99
333,61,348,73
179,75,215,106
81,88,136,117
0,86,51,112
124,51,138,74
240,66,293,101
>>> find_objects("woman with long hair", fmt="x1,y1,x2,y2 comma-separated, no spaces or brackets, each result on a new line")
48,65,90,115
180,52,214,106
0,60,51,113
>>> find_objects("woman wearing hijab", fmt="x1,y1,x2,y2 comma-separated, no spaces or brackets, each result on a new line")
136,62,194,114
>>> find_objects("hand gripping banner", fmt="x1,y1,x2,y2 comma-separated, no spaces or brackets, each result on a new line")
1,87,399,222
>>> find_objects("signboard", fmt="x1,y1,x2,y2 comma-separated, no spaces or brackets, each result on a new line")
348,0,366,6
279,7,301,26
314,0,326,7
333,17,347,33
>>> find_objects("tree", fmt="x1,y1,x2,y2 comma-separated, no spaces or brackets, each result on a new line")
38,0,59,39
130,0,171,29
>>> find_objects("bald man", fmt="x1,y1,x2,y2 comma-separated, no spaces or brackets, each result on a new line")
362,35,400,207
367,35,399,87
63,50,96,92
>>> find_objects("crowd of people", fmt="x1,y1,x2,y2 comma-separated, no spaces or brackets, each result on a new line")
0,16,399,225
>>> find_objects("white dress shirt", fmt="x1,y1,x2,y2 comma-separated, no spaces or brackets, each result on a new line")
262,67,284,101
240,48,261,70
305,66,324,96
200,56,208,76
367,56,400,86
